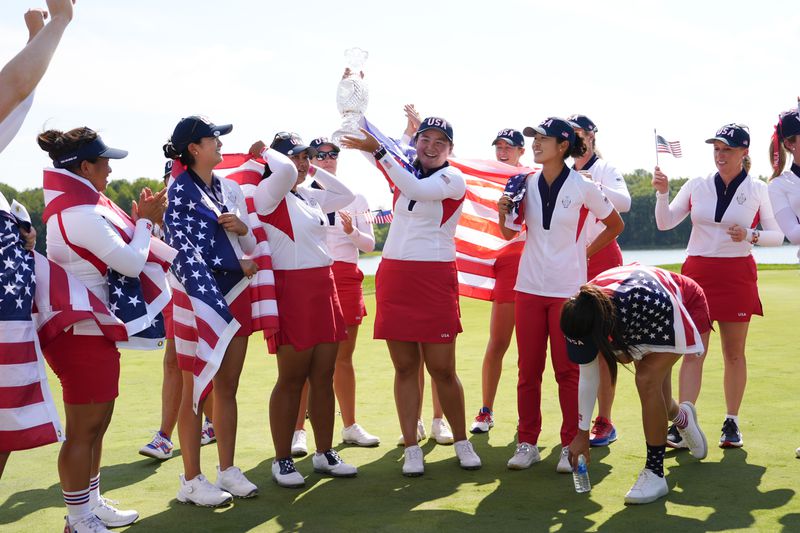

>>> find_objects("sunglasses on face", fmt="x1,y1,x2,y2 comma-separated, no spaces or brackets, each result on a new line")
315,151,339,161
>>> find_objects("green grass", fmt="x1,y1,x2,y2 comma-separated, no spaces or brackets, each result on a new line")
2,271,800,532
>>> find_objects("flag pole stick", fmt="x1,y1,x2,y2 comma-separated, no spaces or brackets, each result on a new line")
654,128,660,167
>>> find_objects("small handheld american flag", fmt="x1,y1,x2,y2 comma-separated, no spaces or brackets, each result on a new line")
366,209,393,224
654,130,682,166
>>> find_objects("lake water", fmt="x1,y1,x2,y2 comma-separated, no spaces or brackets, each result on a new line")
357,245,800,276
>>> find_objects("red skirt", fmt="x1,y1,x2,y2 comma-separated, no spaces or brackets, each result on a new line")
672,273,713,334
493,243,523,304
681,255,762,322
587,239,623,280
374,259,462,343
176,288,252,372
43,329,120,404
332,261,367,326
267,266,347,353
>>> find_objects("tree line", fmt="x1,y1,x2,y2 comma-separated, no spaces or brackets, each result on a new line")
1,170,693,255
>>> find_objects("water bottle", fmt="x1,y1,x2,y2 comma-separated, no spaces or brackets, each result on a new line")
573,454,591,493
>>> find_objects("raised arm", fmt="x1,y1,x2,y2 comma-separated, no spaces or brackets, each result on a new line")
0,1,74,124
652,167,691,230
252,147,298,215
306,165,355,213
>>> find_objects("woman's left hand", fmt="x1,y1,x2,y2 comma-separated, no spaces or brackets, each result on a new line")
340,129,380,153
340,211,354,234
19,225,36,251
239,258,258,277
218,213,249,236
726,224,747,242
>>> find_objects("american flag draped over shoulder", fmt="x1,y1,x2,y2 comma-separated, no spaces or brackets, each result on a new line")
0,196,128,452
41,168,176,349
358,117,535,301
210,154,279,337
656,134,682,158
591,265,704,358
164,170,252,413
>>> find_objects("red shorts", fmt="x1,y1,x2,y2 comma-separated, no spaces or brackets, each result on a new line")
43,329,120,404
267,266,347,353
681,255,762,322
175,288,252,372
163,300,174,340
332,261,367,326
587,239,623,280
374,259,462,343
671,273,713,335
493,244,523,304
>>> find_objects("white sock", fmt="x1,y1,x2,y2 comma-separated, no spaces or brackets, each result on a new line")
63,487,91,525
726,414,739,425
88,473,101,507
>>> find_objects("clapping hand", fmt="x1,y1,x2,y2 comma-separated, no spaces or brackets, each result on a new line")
133,187,168,223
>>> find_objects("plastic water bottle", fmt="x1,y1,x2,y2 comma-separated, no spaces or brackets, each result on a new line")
573,454,591,493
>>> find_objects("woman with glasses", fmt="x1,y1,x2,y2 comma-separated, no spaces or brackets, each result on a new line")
341,117,482,477
653,123,783,450
289,137,381,455
251,132,358,488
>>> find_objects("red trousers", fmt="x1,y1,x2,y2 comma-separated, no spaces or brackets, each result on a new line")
515,292,578,447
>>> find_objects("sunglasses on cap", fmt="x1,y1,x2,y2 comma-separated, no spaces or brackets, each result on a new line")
315,151,339,161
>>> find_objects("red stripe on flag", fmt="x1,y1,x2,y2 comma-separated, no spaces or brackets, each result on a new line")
0,383,45,409
0,341,37,364
0,423,59,452
458,283,493,301
456,258,496,279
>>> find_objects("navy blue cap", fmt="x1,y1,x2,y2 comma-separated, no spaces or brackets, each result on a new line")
777,110,800,141
53,136,128,169
310,136,340,152
523,117,576,146
415,117,454,142
492,129,525,147
705,123,750,148
564,334,599,365
567,114,598,133
169,115,232,154
271,132,318,157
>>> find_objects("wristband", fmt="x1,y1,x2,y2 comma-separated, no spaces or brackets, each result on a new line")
373,145,387,160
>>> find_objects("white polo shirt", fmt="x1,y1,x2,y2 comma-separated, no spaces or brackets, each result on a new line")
507,167,614,297
576,155,631,242
768,168,800,246
655,172,784,257
324,193,375,264
376,152,466,262
254,149,355,270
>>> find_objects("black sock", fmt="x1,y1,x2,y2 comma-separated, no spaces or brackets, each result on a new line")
645,443,666,477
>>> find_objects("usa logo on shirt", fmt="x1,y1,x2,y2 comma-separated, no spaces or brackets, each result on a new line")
736,192,747,205
561,196,572,208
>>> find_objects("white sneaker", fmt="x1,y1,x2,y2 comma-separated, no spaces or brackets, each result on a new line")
138,431,173,460
216,465,258,498
176,474,233,507
556,446,572,473
312,449,358,477
431,418,454,445
402,445,424,477
91,496,138,527
342,423,380,447
676,401,707,460
200,419,216,446
64,514,111,533
624,468,669,504
291,429,308,457
454,440,482,470
396,419,427,446
507,442,541,470
271,458,305,488
796,446,800,459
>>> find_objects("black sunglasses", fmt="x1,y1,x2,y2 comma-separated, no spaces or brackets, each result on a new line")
315,151,339,161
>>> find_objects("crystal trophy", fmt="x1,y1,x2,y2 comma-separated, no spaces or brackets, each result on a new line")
332,47,369,143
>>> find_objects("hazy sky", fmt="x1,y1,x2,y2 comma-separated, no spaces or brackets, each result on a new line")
0,0,797,208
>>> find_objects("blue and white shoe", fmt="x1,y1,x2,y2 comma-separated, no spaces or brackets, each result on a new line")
138,431,173,460
719,418,743,448
272,457,305,488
